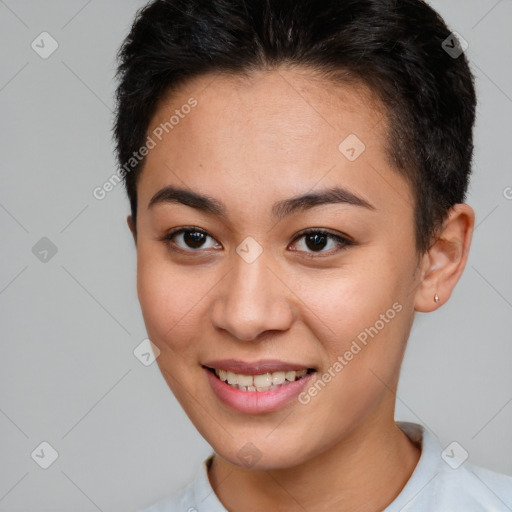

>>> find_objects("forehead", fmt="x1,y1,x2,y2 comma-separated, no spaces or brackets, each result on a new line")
151,66,387,151
137,67,413,220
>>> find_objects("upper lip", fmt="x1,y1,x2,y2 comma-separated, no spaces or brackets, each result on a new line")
202,359,314,375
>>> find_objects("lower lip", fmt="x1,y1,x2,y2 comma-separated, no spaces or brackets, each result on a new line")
205,367,316,414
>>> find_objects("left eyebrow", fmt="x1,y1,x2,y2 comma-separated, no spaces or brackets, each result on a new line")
147,185,375,220
271,186,376,220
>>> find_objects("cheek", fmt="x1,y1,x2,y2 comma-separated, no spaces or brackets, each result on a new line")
293,251,413,384
136,245,210,353
293,272,410,435
293,259,402,340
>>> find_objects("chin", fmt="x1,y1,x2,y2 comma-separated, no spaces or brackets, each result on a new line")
210,431,319,471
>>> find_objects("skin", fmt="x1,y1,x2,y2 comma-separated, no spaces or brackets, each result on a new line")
127,66,475,511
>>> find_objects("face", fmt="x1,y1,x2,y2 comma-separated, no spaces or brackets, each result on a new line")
130,67,422,469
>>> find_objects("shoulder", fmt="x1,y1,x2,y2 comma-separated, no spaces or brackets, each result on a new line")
413,461,512,512
442,462,512,506
390,422,512,511
138,453,226,512
138,480,195,512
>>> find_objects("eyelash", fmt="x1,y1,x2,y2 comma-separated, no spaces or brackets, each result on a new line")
159,226,354,258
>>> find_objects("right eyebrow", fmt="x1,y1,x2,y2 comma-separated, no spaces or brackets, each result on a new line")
148,186,226,216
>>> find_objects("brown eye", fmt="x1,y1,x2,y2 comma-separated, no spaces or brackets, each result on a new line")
181,230,207,249
290,229,353,256
304,232,329,251
161,227,221,252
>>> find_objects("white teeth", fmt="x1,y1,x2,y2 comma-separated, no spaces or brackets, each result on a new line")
213,368,310,391
237,374,253,387
253,373,273,388
272,371,286,385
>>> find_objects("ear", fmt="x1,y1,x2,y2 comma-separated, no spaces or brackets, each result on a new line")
414,203,475,312
127,215,137,246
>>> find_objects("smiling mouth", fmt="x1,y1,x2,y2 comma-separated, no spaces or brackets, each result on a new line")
204,366,316,392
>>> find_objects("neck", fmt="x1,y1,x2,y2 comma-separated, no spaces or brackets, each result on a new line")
208,413,421,512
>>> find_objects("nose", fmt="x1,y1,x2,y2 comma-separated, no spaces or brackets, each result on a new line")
210,251,295,342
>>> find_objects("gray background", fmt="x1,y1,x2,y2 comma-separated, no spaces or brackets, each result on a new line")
0,1,511,510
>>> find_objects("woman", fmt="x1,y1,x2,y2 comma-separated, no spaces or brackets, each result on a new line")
113,0,512,510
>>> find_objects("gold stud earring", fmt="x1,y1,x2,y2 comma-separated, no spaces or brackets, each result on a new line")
434,294,440,303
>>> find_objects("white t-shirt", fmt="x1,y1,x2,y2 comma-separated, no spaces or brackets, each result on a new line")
140,421,512,511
